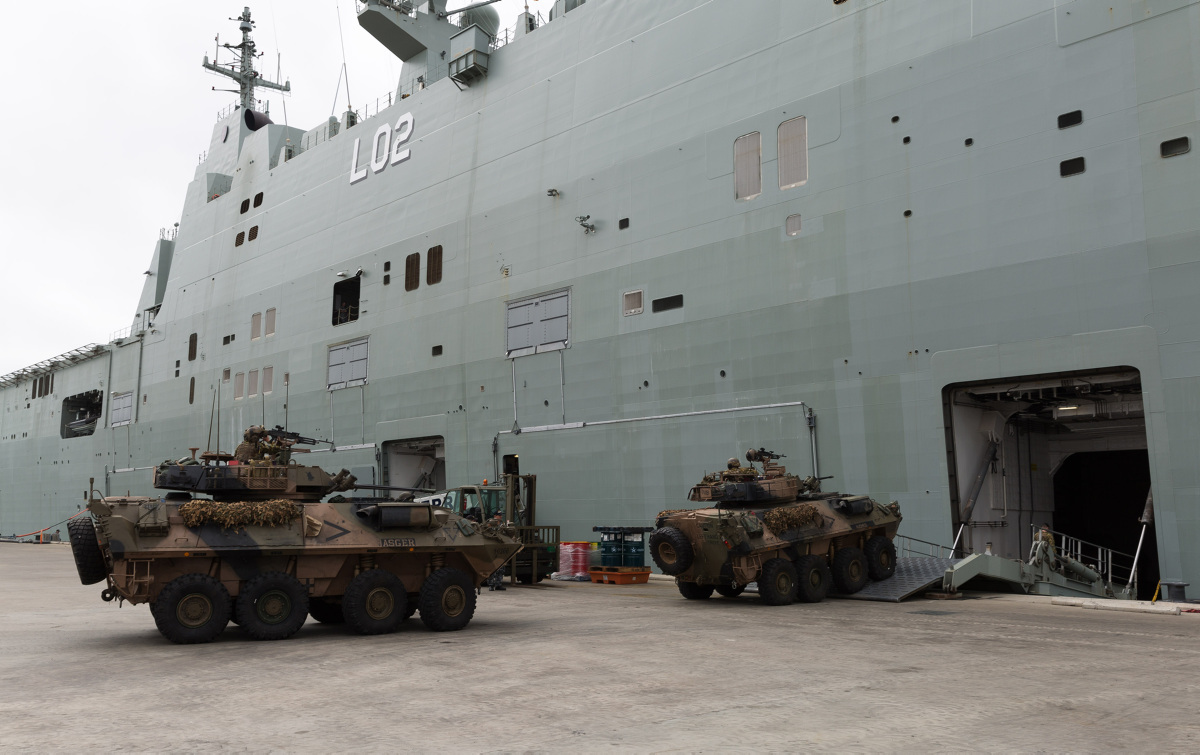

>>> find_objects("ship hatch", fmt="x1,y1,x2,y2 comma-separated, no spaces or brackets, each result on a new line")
941,368,1157,598
383,437,446,496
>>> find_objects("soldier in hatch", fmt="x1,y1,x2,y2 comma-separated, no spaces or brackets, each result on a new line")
234,426,268,463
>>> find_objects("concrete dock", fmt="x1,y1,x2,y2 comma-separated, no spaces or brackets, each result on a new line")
2,543,1198,752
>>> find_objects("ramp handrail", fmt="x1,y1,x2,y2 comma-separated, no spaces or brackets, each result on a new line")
1029,524,1137,593
895,535,956,559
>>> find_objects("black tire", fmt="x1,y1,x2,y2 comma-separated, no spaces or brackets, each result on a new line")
677,581,715,600
649,527,694,576
236,571,309,641
794,555,832,603
67,517,107,586
715,584,745,598
759,558,799,606
308,598,345,625
865,535,897,580
419,568,477,632
832,547,869,594
343,569,408,635
152,574,231,644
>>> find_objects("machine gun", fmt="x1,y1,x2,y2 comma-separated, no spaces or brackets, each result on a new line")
745,448,785,465
266,425,333,449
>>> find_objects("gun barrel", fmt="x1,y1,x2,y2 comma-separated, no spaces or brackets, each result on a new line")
353,483,437,494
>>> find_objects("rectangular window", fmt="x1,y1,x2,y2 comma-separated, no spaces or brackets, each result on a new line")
189,377,195,405
427,245,443,285
248,369,259,397
786,214,802,237
778,116,808,190
652,294,684,313
251,312,262,340
328,338,369,390
188,333,198,361
263,366,274,394
1161,137,1190,158
234,372,245,399
623,290,643,316
506,289,570,356
222,368,231,382
110,391,134,427
332,277,361,326
405,253,421,291
734,131,762,201
1058,110,1083,129
265,308,276,336
1060,157,1086,177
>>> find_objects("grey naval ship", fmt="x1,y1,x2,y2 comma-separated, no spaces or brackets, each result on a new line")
3,0,1198,597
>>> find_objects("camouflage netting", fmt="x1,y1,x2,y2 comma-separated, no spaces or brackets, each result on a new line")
763,503,822,532
179,499,303,530
657,508,697,519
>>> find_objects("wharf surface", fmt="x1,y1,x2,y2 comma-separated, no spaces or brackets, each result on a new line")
2,543,1198,752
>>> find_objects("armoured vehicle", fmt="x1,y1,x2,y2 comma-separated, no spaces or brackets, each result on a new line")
67,429,523,644
650,449,901,605
420,473,559,584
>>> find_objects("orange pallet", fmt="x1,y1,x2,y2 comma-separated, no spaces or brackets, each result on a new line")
588,567,651,585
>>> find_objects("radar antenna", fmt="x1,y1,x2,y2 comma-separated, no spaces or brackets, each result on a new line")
201,6,291,112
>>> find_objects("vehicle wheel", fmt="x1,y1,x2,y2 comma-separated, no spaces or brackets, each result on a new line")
832,547,869,594
236,572,309,641
67,517,107,586
648,527,694,576
794,555,832,603
864,535,897,580
152,574,231,644
758,558,799,606
343,569,408,635
307,597,345,625
419,568,477,632
715,584,745,598
677,581,715,600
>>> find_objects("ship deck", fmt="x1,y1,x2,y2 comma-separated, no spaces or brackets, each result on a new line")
3,544,1198,751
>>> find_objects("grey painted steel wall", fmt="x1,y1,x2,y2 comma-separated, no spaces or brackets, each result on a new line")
2,0,1199,586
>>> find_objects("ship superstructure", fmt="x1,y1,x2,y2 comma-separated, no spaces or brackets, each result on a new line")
3,0,1199,597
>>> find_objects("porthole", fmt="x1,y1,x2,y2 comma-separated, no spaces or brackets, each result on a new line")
235,231,245,247
1161,137,1190,158
1058,110,1083,129
1060,157,1086,177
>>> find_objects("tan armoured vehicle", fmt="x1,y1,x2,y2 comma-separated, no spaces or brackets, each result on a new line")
649,449,902,605
67,428,522,644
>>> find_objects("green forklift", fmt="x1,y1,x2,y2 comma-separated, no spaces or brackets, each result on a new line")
433,473,559,584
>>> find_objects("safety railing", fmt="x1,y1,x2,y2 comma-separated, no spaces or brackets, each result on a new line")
895,535,957,560
1031,524,1137,593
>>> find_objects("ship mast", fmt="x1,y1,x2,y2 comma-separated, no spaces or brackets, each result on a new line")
201,6,290,112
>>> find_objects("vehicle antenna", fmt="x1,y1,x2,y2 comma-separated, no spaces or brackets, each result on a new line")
335,2,352,112
206,388,216,453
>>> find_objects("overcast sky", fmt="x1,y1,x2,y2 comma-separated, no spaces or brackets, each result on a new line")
0,0,542,376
